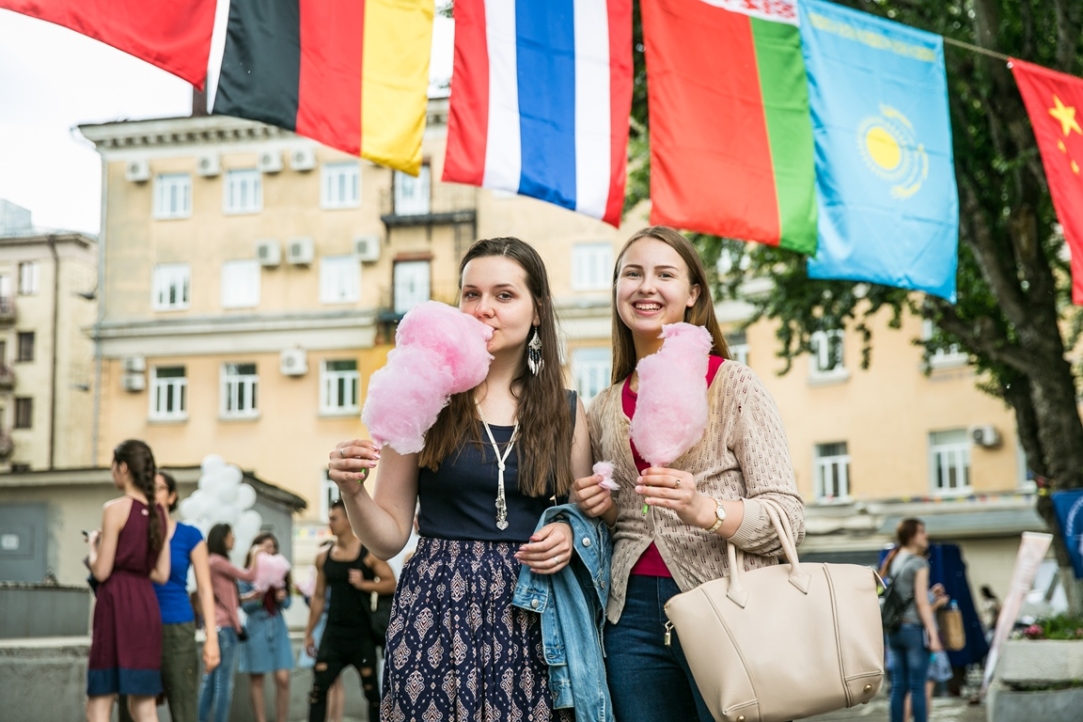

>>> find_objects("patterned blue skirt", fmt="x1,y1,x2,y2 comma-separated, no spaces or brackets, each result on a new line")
381,537,575,722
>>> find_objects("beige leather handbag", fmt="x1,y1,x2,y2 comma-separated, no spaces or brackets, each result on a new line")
664,500,884,722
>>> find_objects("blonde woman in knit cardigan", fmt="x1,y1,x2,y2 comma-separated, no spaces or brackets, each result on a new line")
573,226,805,722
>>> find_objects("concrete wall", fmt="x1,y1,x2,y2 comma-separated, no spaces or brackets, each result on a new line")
0,585,91,637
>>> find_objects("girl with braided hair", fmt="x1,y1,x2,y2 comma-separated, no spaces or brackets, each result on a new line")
86,439,171,722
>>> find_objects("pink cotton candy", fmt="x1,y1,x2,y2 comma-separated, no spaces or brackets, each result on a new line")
252,553,291,592
362,301,494,453
629,323,712,466
594,461,620,491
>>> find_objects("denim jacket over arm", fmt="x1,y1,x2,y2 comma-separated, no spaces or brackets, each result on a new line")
512,503,614,722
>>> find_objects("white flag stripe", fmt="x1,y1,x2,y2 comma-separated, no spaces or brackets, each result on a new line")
205,0,233,112
482,0,522,193
573,0,613,219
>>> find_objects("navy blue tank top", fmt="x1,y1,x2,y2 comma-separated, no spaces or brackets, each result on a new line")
417,391,576,543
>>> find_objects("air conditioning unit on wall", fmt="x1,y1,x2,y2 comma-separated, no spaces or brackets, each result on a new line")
290,148,316,172
354,235,381,263
121,373,145,392
287,237,314,266
258,151,283,174
122,356,146,373
196,153,220,177
256,239,281,267
970,425,1001,448
125,159,150,183
280,348,308,376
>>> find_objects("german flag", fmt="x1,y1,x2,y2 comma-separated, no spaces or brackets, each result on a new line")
210,0,433,175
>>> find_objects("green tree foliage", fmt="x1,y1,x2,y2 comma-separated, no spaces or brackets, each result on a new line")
626,0,1083,605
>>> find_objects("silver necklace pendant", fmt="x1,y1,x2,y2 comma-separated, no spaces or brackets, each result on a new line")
478,404,518,532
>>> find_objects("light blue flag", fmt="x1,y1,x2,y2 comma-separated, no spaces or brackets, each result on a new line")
799,0,959,301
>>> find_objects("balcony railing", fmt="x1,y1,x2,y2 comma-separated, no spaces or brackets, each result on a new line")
0,364,13,390
0,296,14,324
380,184,477,227
374,282,461,325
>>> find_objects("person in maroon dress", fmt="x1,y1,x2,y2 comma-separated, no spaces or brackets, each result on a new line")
86,440,171,722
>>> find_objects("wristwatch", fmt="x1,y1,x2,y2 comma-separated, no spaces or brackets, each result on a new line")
705,498,727,533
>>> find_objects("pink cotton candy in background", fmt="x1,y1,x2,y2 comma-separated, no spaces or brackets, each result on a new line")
252,553,291,592
629,322,713,466
594,461,620,491
362,301,494,454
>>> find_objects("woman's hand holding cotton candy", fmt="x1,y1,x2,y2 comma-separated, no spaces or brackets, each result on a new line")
636,467,712,527
572,473,616,520
328,439,381,490
362,301,494,454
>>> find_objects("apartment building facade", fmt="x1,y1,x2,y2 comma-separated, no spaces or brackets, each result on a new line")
0,201,97,473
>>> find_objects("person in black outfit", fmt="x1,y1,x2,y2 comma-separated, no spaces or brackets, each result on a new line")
306,500,396,722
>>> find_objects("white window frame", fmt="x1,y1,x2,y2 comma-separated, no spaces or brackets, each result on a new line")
220,363,259,419
728,332,749,366
224,169,262,214
321,162,361,209
573,347,611,405
809,329,849,383
17,262,38,296
320,470,341,522
319,256,360,304
929,429,971,495
393,260,431,314
153,173,192,219
922,319,968,370
571,243,613,291
221,260,261,309
150,366,188,421
152,264,191,311
320,359,360,415
393,166,431,216
813,442,851,502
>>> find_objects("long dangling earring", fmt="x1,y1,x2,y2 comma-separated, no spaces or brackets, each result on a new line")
527,326,544,376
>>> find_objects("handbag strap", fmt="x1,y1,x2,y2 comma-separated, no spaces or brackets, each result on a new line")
724,498,810,608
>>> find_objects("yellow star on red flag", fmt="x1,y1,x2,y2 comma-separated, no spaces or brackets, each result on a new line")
1049,95,1082,137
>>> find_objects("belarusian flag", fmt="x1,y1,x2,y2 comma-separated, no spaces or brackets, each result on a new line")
209,0,434,175
641,0,816,254
0,0,216,87
1011,59,1083,305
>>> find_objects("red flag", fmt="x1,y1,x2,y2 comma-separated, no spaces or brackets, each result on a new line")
0,0,216,87
1011,59,1083,304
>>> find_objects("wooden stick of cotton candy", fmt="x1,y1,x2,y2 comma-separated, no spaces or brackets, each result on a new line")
628,323,713,512
361,301,493,455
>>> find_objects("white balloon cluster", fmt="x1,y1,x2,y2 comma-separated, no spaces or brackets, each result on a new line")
179,454,263,566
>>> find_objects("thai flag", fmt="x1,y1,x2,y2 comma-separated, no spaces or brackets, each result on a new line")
443,0,633,227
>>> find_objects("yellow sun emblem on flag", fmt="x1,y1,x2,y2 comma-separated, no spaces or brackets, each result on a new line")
857,104,929,199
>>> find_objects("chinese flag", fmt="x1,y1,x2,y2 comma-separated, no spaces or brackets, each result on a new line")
1012,59,1083,304
0,0,215,87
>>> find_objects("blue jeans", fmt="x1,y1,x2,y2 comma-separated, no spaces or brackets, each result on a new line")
888,623,930,722
198,627,238,722
604,575,713,722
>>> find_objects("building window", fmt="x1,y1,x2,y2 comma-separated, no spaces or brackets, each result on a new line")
809,329,848,382
321,360,360,414
319,256,360,304
150,366,188,421
224,169,262,214
814,442,851,502
153,173,192,219
393,166,431,216
152,264,191,311
221,260,261,308
922,319,968,369
320,470,340,522
0,274,12,304
930,429,971,494
573,347,611,405
321,162,360,209
728,331,749,366
14,397,32,429
17,262,38,296
16,332,34,362
393,260,431,314
571,243,613,291
221,363,259,418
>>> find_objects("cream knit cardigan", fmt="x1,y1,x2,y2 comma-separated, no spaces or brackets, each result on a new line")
588,360,805,623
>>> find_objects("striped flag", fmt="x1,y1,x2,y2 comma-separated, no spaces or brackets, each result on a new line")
443,0,633,227
208,0,434,175
0,0,216,87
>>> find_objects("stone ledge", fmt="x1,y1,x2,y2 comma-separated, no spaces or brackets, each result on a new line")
996,640,1083,686
987,681,1083,722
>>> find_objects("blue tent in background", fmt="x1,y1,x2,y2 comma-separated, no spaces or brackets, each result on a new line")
879,543,989,667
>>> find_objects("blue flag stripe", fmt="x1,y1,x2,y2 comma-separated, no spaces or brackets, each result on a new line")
515,0,578,210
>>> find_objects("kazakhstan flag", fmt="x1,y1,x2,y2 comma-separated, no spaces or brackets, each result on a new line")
799,0,958,302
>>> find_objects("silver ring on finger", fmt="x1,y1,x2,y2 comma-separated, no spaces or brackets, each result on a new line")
674,478,681,488
339,447,346,458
